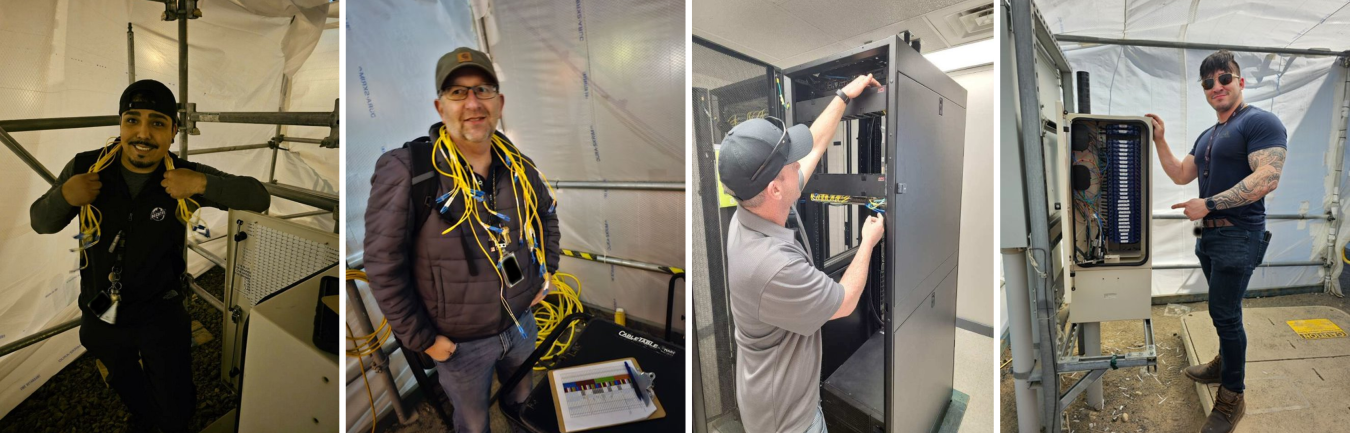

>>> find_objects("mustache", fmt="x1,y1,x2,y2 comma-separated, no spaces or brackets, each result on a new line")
126,139,159,149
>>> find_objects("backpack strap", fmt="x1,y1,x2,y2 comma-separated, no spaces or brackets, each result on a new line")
404,137,437,238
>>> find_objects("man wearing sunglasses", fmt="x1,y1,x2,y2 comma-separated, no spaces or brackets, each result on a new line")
364,47,558,433
1146,50,1286,433
718,74,883,433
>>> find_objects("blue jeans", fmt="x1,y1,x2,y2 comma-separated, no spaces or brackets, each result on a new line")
434,310,538,433
1195,227,1270,392
804,405,827,433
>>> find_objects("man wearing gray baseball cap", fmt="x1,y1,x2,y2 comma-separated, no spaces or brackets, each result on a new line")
718,74,884,433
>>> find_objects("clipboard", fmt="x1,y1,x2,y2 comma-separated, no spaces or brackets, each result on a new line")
547,357,666,432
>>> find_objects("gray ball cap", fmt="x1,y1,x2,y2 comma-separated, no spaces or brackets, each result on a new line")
717,118,813,200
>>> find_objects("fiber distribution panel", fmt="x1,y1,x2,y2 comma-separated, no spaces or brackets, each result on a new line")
1062,114,1153,323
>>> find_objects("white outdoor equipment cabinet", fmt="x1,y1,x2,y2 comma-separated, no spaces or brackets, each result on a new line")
1060,114,1154,323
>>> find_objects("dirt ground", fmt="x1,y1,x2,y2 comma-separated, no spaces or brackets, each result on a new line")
999,292,1350,433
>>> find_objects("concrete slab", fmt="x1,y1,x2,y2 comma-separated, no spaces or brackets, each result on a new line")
1180,306,1350,432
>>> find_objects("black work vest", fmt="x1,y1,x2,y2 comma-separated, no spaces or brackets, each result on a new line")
73,142,193,324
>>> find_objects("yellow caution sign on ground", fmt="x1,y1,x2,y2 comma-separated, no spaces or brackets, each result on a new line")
1287,319,1347,340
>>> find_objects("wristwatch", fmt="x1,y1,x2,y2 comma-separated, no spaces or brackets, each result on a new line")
1205,198,1217,212
836,89,851,104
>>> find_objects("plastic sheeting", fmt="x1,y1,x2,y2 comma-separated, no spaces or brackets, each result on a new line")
1041,0,1350,297
343,1,684,430
0,0,337,419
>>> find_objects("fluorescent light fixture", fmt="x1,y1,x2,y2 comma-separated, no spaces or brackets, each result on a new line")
924,38,995,72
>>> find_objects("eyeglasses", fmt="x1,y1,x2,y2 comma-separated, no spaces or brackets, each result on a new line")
441,85,500,101
750,116,790,181
1200,73,1239,90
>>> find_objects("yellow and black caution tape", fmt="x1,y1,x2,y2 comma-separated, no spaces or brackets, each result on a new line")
561,245,685,272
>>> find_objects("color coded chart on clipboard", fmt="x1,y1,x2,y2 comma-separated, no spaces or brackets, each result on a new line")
549,358,664,432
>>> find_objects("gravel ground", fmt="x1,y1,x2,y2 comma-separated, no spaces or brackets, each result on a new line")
2,268,236,433
1000,292,1350,433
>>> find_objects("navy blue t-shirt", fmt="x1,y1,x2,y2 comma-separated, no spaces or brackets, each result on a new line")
1189,105,1287,231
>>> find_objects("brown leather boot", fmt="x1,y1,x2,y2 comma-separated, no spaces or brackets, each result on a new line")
1184,354,1223,384
1200,386,1245,433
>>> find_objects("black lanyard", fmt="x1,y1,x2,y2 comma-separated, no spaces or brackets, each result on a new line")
1205,104,1247,178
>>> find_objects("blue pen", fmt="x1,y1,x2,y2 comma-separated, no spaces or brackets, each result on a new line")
624,361,647,405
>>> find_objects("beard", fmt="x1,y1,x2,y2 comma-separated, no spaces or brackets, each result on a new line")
123,140,163,169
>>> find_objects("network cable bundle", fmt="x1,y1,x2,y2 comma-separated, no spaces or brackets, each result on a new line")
1063,114,1154,323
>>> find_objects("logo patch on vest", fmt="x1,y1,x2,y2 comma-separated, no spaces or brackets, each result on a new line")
150,207,166,222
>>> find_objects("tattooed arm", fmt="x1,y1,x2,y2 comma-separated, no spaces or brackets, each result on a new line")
1209,147,1286,210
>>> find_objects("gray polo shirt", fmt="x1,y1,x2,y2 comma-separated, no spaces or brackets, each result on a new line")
727,207,844,433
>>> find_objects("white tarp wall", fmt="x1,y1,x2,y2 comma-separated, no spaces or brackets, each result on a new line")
1040,0,1350,297
343,0,684,430
0,0,337,419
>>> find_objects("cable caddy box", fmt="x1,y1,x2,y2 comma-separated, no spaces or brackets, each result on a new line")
1061,114,1153,323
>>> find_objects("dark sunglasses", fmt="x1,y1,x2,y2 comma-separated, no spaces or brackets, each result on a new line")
750,116,790,181
1200,73,1239,90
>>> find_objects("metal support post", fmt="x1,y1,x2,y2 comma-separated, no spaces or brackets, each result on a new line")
176,0,189,160
127,23,135,84
192,111,333,127
263,182,338,211
1011,0,1061,430
0,116,121,132
345,279,413,424
186,143,271,156
1002,248,1042,432
0,126,57,185
0,318,81,358
1054,34,1350,58
189,279,227,312
1081,322,1104,410
551,181,684,191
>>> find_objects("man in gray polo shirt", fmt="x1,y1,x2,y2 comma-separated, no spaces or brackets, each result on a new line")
718,74,884,433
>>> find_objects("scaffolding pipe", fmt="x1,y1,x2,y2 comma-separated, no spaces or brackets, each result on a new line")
346,279,413,424
0,126,57,185
560,248,684,275
551,181,684,191
1002,248,1041,433
269,75,288,185
177,1,188,161
186,143,271,156
189,279,226,312
1055,34,1350,57
192,111,333,127
0,116,121,133
264,182,338,211
280,135,324,144
0,318,81,359
127,23,135,84
279,209,332,219
187,243,226,268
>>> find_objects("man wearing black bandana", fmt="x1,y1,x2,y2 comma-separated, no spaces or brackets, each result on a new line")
29,79,269,432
